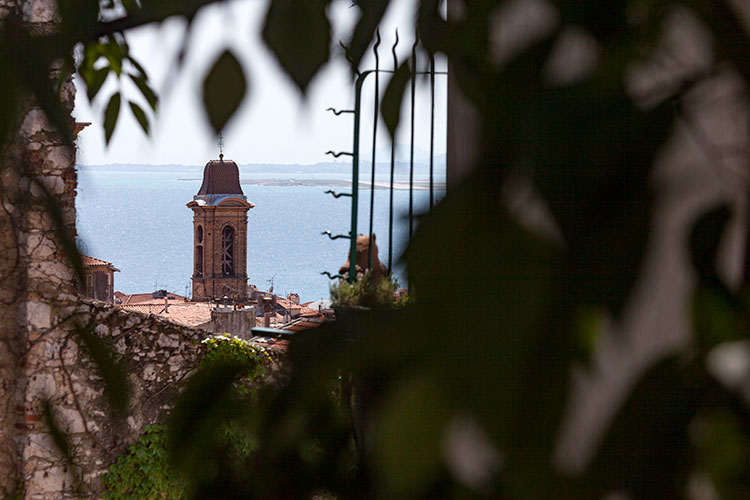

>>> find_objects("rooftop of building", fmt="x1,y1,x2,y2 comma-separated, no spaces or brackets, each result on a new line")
195,155,245,197
280,316,329,332
118,301,214,328
82,254,120,272
114,290,188,305
273,297,320,317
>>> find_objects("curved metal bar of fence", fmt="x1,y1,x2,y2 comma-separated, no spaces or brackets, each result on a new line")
368,29,382,272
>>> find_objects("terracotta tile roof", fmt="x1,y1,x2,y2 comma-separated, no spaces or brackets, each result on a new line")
302,299,333,311
274,298,320,318
118,302,213,328
281,317,329,332
82,254,120,272
197,158,244,195
255,313,285,327
114,291,188,305
298,307,323,317
249,336,289,350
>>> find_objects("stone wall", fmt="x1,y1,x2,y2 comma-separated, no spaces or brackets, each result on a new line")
0,11,79,495
203,305,257,338
19,299,286,499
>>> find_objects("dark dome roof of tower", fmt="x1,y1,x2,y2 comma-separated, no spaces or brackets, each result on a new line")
196,155,244,196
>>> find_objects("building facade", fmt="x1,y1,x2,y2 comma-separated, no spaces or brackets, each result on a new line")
81,255,119,302
187,154,253,301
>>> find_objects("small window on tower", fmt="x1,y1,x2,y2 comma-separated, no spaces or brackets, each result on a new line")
197,225,203,243
221,225,234,275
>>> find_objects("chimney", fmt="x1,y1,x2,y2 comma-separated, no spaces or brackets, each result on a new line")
164,296,169,314
261,296,271,328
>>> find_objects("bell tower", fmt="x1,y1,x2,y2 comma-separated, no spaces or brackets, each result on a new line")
187,153,253,301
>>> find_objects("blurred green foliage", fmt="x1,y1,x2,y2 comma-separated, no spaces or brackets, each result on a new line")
102,425,187,500
201,333,269,393
330,271,404,310
5,0,750,498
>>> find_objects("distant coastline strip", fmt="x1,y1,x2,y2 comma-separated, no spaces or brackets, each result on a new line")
177,178,446,191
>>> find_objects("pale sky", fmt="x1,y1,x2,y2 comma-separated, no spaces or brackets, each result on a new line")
74,0,447,166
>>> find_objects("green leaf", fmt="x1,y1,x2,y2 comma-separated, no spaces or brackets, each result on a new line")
380,61,411,138
127,55,149,80
692,282,747,352
103,91,121,144
128,100,149,135
121,0,141,12
584,356,699,498
571,305,606,360
375,370,452,497
404,167,569,487
75,324,130,415
528,88,675,315
167,359,247,474
201,50,247,134
102,36,125,76
693,409,750,500
689,205,731,282
86,67,109,101
261,0,330,93
129,73,158,111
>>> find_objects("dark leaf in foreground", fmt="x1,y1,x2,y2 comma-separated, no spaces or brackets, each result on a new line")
689,205,731,282
128,100,150,135
84,67,109,102
584,356,699,498
130,73,159,111
42,399,73,463
103,91,121,145
381,61,411,138
75,324,130,416
261,0,331,93
693,408,750,499
37,183,85,287
2,16,73,144
202,50,247,134
167,360,249,486
347,0,389,73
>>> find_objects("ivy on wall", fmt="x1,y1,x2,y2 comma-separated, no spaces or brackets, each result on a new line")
101,425,185,500
102,335,267,500
201,333,270,392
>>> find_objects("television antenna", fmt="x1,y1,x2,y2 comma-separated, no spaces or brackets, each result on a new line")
267,273,277,295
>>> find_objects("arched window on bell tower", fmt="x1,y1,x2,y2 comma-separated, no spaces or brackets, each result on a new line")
222,225,235,276
195,245,203,276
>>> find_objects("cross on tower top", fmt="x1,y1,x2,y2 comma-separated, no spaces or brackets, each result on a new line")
218,132,225,159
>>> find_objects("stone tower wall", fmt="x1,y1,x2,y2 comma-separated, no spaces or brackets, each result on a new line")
190,203,249,301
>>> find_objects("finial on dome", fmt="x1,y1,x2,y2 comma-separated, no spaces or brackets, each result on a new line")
219,153,224,160
218,131,225,159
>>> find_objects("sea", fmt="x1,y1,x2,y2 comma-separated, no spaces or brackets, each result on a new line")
75,163,445,302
